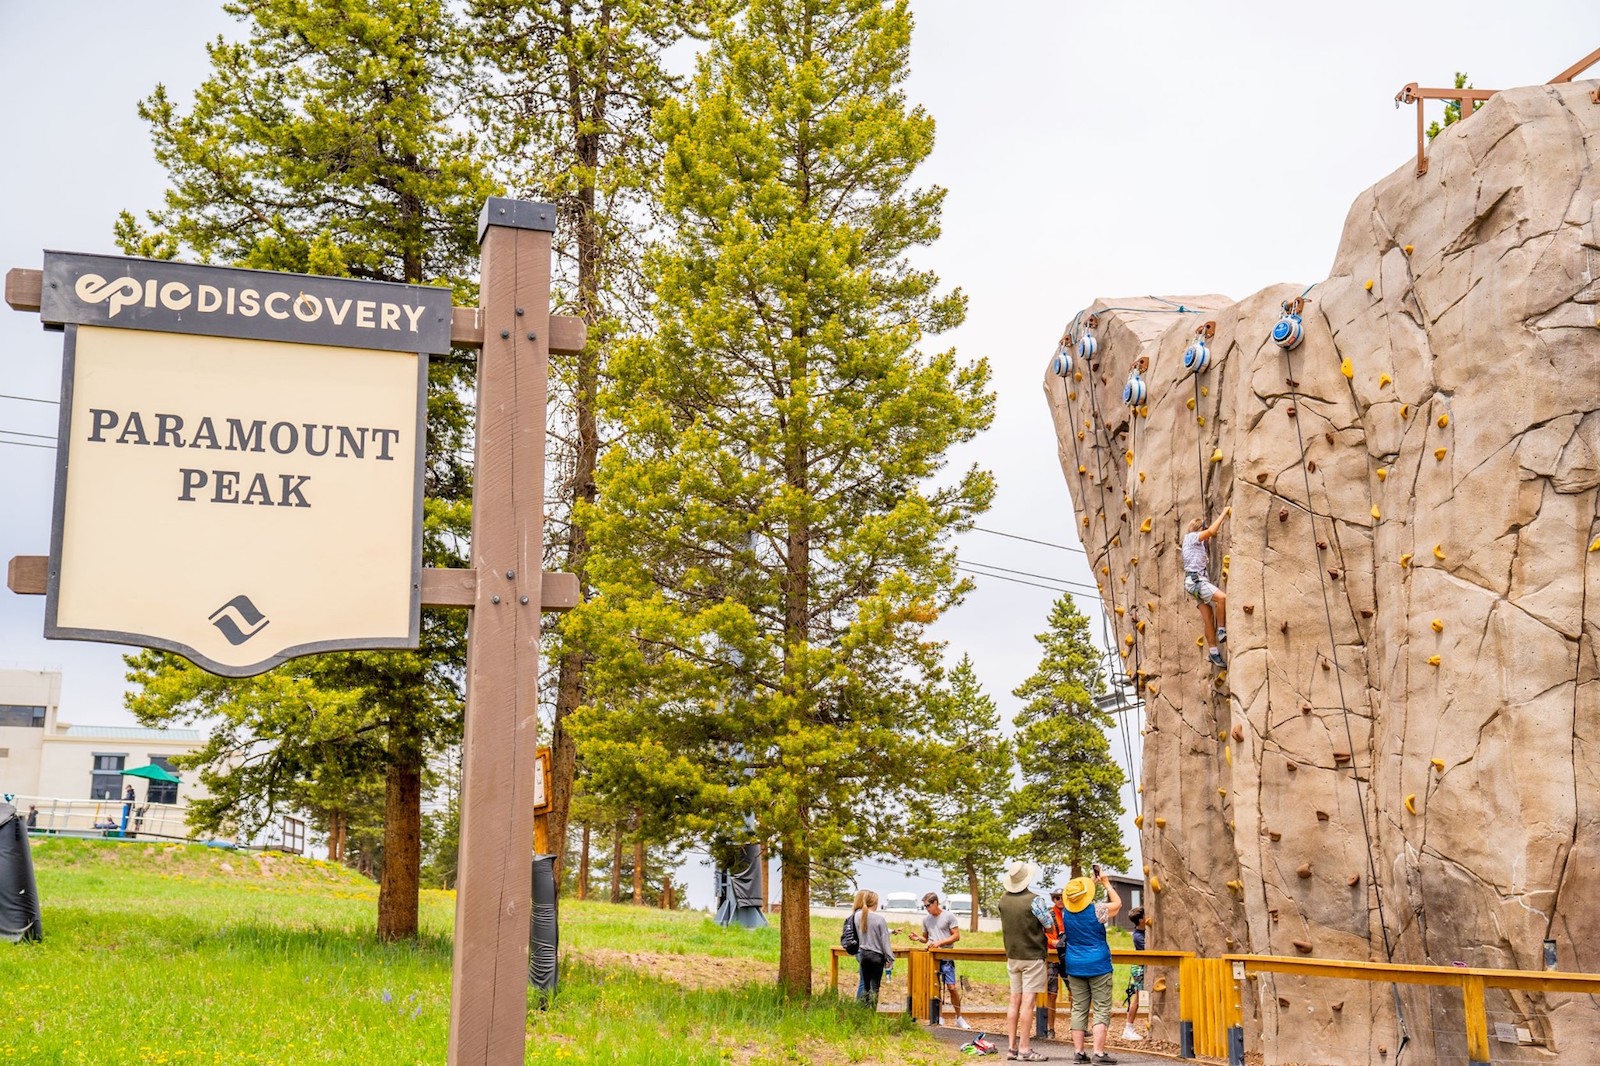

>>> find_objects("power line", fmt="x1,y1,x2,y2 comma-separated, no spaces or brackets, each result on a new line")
957,557,1100,596
0,438,55,451
0,428,55,441
969,525,1084,555
955,564,1100,603
0,392,58,405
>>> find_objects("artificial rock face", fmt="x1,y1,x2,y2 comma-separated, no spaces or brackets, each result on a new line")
1045,82,1599,1064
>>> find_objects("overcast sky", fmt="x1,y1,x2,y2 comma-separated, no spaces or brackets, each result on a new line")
1,2,1593,902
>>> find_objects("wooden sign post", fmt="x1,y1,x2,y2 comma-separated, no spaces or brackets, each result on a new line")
447,197,556,1065
5,197,579,1066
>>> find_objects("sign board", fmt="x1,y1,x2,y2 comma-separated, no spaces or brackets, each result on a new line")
533,747,552,815
38,252,453,676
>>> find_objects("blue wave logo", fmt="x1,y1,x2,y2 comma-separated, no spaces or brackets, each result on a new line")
208,595,270,645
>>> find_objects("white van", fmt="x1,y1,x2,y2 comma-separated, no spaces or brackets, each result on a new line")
881,892,920,914
946,893,973,916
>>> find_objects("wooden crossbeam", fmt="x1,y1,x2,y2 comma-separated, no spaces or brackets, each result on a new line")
7,555,578,611
4,267,586,355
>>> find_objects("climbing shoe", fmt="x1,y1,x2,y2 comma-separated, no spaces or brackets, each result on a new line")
1216,626,1227,643
1207,649,1226,667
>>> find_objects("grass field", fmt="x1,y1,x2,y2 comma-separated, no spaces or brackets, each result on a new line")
0,837,971,1065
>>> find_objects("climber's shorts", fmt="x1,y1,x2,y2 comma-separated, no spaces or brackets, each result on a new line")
1184,571,1219,606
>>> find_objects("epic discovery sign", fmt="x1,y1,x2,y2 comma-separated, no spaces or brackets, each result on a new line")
38,251,454,676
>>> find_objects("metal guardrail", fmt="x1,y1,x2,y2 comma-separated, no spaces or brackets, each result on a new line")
10,794,194,839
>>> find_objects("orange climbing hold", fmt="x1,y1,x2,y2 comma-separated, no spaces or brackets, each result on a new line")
1437,413,1449,428
1434,448,1447,460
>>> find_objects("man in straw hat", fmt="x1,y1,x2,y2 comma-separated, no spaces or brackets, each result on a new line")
998,859,1053,1061
1059,869,1123,1064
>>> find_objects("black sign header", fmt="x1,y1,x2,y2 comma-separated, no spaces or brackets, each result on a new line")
40,251,454,354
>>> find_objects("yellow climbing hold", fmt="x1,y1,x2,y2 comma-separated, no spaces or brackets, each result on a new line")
1124,496,1133,508
1403,244,1414,255
1196,636,1205,648
1225,746,1233,766
1211,448,1224,463
1590,535,1600,552
1146,683,1159,697
1221,554,1230,567
1201,386,1210,397
1134,814,1144,829
1364,279,1374,292
1129,555,1138,566
1376,467,1388,480
1197,415,1206,426
1430,619,1444,633
1140,517,1153,533
1399,553,1413,568
1153,818,1166,829
1434,448,1447,460
1138,470,1146,482
1371,506,1382,520
1078,464,1087,474
1101,566,1109,575
1218,787,1227,798
1125,634,1135,647
1069,392,1077,401
1139,405,1149,418
1379,372,1393,387
1074,371,1083,382
1226,879,1243,891
1125,449,1134,465
1427,655,1441,666
1187,396,1197,411
1437,413,1449,428
1433,543,1446,560
1430,758,1445,772
1077,430,1085,441
1150,875,1162,892
1341,357,1354,379
1136,620,1146,633
1400,404,1410,420
1114,605,1125,616
1404,794,1418,814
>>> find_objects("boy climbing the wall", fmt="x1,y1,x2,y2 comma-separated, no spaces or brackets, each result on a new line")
1183,506,1230,666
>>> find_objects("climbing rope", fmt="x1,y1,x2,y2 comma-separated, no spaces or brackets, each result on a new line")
1283,351,1412,1059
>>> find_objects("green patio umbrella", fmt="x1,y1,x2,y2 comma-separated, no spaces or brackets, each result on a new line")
120,763,180,784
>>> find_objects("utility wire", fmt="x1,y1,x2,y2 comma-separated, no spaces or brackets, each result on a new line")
957,557,1101,595
0,438,54,451
969,525,1085,555
0,392,58,405
955,564,1099,601
0,428,55,440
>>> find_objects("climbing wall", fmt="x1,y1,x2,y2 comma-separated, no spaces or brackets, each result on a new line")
1044,81,1600,1065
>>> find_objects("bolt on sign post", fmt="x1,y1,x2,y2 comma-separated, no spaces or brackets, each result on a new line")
6,198,583,1066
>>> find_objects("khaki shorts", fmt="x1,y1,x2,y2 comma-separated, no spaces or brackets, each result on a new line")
1067,971,1115,1031
1007,958,1049,995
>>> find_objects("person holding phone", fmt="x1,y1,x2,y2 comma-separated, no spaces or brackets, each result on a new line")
1060,867,1122,1064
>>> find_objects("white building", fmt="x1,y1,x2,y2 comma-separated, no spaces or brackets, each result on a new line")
0,668,206,834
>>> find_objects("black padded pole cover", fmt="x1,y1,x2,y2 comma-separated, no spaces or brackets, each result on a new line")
0,804,43,943
528,854,558,997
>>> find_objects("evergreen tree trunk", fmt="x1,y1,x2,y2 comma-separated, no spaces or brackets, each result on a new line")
966,857,981,934
610,823,623,903
761,842,771,913
632,839,645,904
548,26,604,881
778,842,811,997
377,754,422,941
577,823,590,901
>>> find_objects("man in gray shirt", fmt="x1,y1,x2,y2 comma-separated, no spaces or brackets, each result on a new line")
908,891,971,1029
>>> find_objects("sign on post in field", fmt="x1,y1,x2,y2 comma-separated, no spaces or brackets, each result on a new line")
38,252,453,676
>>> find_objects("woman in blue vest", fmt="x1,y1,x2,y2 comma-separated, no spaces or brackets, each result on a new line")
1059,869,1123,1064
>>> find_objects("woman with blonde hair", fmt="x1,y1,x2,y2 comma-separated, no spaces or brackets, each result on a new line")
854,890,895,1006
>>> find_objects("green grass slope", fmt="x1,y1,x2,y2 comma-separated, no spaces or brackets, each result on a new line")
0,838,952,1065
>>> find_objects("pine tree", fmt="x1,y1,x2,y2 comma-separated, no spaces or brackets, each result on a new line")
1008,595,1129,880
570,0,994,996
907,655,1013,932
115,0,497,940
468,0,690,878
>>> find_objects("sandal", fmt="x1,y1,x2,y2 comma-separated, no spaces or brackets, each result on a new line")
1016,1053,1049,1062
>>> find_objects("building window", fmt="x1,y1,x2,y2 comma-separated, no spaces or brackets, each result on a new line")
90,753,126,799
0,705,46,728
147,756,179,805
